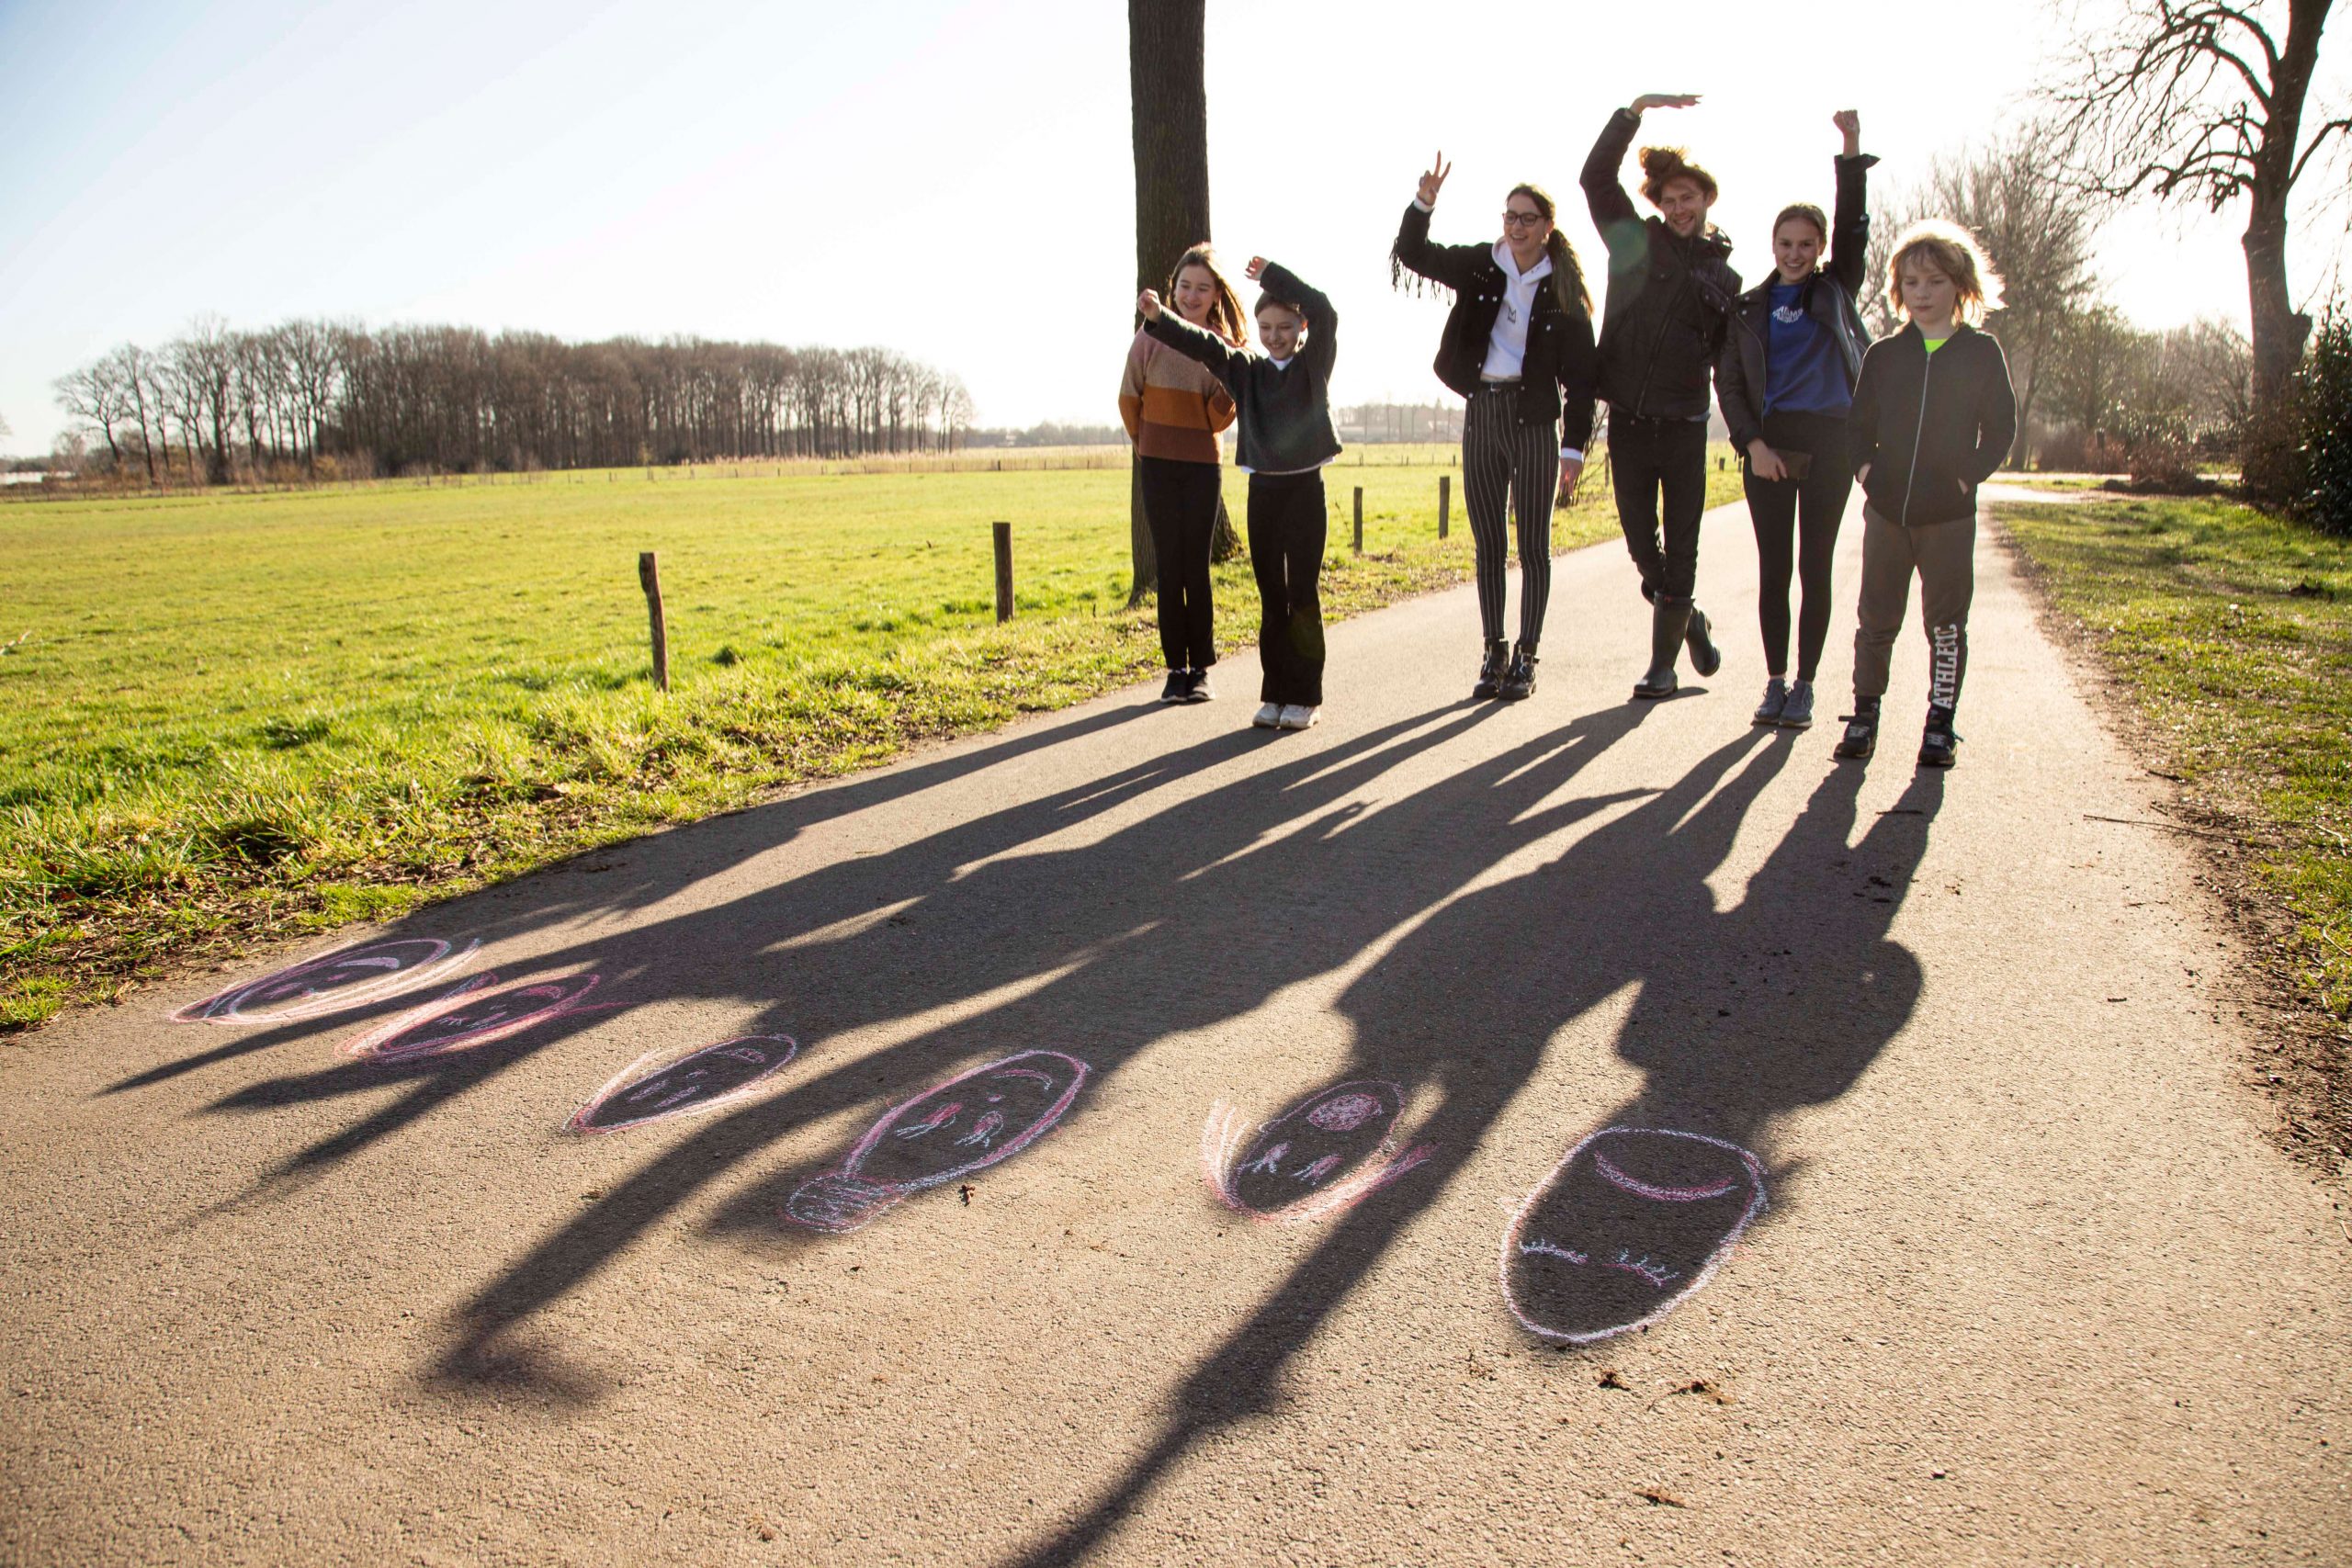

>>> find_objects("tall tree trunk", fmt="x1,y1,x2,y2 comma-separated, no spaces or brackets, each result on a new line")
1128,0,1231,603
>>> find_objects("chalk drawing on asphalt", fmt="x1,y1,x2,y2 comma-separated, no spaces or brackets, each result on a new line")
568,1035,801,1135
1201,1079,1435,1224
174,938,481,1025
345,972,610,1063
1500,1127,1766,1345
784,1050,1091,1234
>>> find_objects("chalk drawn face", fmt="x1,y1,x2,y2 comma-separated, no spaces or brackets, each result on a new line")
346,972,603,1063
175,938,479,1024
569,1036,799,1134
1501,1127,1766,1344
1211,1079,1427,1221
784,1050,1090,1234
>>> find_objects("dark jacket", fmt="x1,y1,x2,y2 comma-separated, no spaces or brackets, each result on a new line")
1389,203,1600,450
1716,152,1879,453
1145,259,1342,475
1848,322,2018,526
1580,107,1741,420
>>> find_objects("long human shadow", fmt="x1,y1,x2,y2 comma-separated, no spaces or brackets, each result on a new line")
1004,747,1945,1566
427,701,1661,1390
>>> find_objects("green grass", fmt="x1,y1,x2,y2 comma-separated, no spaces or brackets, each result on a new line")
0,447,1739,1028
1996,496,2352,1037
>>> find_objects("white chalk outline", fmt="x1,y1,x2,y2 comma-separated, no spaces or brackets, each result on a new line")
1201,1079,1435,1225
343,971,608,1062
1499,1126,1767,1345
172,938,481,1025
565,1034,802,1135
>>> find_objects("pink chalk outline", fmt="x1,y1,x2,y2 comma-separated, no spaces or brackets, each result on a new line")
784,1050,1090,1235
1499,1126,1767,1345
344,971,613,1062
566,1035,801,1135
172,938,481,1025
1199,1079,1435,1226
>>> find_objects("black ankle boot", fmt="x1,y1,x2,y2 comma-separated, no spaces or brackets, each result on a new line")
1500,642,1538,700
1918,704,1961,768
1834,696,1881,760
1634,597,1690,699
1472,639,1510,700
1684,601,1722,677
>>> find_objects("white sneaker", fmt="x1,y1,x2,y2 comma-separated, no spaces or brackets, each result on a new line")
1252,702,1283,729
1277,704,1319,730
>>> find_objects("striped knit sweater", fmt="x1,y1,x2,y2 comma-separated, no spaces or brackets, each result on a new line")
1119,327,1237,463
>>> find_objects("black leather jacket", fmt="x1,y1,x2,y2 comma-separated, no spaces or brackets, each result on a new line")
1716,152,1879,452
1580,107,1741,420
1391,202,1600,450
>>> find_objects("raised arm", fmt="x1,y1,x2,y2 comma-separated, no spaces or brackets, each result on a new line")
1392,152,1478,291
1253,258,1337,376
1582,95,1699,250
1827,110,1879,296
1138,289,1250,394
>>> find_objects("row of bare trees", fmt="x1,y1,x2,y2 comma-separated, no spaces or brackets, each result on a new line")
53,318,977,483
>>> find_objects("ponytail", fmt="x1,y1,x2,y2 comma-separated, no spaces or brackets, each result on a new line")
1510,183,1592,318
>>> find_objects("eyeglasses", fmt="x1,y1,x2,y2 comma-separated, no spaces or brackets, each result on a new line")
1500,210,1547,230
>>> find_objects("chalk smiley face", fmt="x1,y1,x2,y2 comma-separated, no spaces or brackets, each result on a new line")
175,938,479,1024
1204,1079,1434,1224
569,1035,801,1134
783,1050,1091,1234
346,972,604,1062
1501,1127,1767,1344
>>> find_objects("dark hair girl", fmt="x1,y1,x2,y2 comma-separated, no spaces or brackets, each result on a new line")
1392,156,1600,701
1715,110,1878,731
1119,243,1242,702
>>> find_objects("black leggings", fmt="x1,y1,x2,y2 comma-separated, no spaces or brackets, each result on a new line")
1463,386,1557,649
1247,470,1327,705
1742,408,1852,682
1137,455,1221,670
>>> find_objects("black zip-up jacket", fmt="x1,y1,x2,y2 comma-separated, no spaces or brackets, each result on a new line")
1848,322,2018,526
1715,152,1879,453
1389,203,1600,450
1580,107,1741,420
1145,259,1342,475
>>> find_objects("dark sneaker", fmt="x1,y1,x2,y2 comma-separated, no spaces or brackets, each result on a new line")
1185,669,1216,703
1753,678,1788,725
1160,671,1187,703
1779,680,1815,730
1500,645,1538,700
1918,705,1961,768
1833,701,1879,761
1684,603,1723,678
1472,640,1510,700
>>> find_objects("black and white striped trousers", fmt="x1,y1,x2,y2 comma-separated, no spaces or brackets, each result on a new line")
1462,384,1559,649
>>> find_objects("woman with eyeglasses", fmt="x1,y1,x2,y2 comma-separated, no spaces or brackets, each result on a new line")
1392,155,1599,701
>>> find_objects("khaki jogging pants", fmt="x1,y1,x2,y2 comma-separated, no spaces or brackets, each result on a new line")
1852,502,1973,709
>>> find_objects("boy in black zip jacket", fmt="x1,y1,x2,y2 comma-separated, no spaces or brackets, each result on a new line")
1837,220,2018,769
1140,257,1341,731
1582,93,1743,700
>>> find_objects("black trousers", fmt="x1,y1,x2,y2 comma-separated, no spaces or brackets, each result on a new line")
1138,455,1221,670
1462,385,1558,648
1248,470,1327,705
1608,411,1709,602
1742,408,1853,682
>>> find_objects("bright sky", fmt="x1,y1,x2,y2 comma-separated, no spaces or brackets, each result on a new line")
2,0,2343,454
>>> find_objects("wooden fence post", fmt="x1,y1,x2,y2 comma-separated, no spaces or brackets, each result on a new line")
993,521,1014,623
639,551,669,692
1352,487,1364,555
1439,474,1450,539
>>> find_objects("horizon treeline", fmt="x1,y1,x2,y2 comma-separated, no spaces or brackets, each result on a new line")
51,317,978,483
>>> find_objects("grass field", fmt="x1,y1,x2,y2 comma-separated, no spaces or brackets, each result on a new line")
1,445,1742,1027
1996,494,2349,1159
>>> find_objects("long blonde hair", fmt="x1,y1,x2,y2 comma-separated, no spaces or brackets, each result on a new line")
1166,243,1248,344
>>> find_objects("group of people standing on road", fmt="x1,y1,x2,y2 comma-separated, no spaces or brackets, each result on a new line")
1118,96,2018,768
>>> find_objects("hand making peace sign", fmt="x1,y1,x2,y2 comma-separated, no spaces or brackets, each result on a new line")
1416,152,1452,208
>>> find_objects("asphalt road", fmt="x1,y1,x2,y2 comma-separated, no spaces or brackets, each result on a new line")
5,498,2346,1566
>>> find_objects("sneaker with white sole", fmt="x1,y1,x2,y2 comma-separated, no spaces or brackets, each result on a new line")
1160,671,1187,703
1778,680,1815,730
1185,670,1216,703
1252,702,1283,728
1277,704,1319,730
1752,678,1788,725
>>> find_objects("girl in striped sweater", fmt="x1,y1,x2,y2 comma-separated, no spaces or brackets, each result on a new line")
1120,244,1244,702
